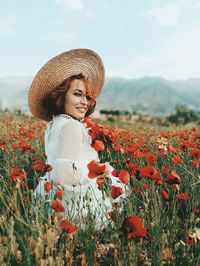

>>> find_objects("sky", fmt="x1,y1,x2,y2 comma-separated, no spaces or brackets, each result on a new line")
0,0,200,80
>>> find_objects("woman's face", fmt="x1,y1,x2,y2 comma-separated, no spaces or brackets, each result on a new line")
64,79,89,120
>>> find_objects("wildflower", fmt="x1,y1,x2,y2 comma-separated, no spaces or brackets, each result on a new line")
140,166,160,183
162,166,169,173
192,159,200,167
111,186,123,199
52,200,65,212
166,170,181,184
161,190,170,201
172,155,183,165
146,153,157,163
190,148,200,158
167,145,177,153
56,190,65,199
122,215,147,239
10,168,27,181
114,143,125,154
93,140,105,152
176,193,188,201
119,169,130,185
44,181,53,192
42,164,53,172
82,116,95,128
0,144,8,149
87,160,106,178
60,220,79,234
111,169,120,177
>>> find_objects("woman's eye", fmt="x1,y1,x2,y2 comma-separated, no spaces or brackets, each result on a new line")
74,93,82,97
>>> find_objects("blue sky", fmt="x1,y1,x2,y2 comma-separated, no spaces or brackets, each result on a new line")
0,0,200,80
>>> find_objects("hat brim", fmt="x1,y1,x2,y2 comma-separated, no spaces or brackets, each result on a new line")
28,48,105,121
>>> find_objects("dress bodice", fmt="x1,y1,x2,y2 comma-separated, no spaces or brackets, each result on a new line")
45,114,98,168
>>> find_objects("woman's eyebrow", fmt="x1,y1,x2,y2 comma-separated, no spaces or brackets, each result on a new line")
73,89,84,93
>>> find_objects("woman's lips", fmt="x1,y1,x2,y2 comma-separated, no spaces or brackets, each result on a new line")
77,107,87,112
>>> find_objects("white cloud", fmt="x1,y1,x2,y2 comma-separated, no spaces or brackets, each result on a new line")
108,28,200,80
147,4,181,26
54,0,84,10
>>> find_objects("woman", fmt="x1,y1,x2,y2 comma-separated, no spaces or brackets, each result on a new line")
28,49,125,228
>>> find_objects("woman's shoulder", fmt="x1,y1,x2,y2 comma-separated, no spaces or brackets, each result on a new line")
47,114,84,134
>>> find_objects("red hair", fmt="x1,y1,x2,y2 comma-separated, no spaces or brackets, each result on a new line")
43,73,96,118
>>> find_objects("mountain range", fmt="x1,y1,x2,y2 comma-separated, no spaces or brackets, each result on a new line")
0,76,200,117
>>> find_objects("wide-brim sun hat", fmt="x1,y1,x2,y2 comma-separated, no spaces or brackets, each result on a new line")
28,48,105,121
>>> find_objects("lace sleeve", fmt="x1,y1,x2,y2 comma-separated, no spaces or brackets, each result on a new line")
51,119,85,188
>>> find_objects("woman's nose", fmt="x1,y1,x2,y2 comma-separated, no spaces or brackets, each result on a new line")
81,95,88,104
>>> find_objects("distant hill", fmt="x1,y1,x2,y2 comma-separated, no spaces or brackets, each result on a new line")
97,77,200,116
0,76,200,116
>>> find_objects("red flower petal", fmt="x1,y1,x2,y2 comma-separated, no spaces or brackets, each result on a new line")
60,220,79,234
87,160,106,179
122,215,147,238
119,170,130,185
111,186,123,199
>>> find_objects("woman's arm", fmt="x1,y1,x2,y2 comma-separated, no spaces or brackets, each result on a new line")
50,120,84,188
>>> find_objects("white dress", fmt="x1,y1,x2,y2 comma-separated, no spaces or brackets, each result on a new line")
34,114,125,228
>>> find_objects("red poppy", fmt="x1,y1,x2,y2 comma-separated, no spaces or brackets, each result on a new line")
52,200,65,212
87,160,106,178
33,164,43,171
122,215,147,239
146,153,157,163
192,159,200,167
162,166,169,173
42,164,53,172
119,170,130,185
82,117,95,128
10,168,27,181
161,190,170,201
60,220,79,234
167,170,181,184
167,145,177,153
132,187,142,194
114,144,125,154
176,193,188,201
44,181,53,192
56,190,65,199
190,148,200,158
93,140,105,152
111,186,123,199
111,169,120,177
140,166,160,183
0,144,8,149
132,150,145,159
172,155,183,165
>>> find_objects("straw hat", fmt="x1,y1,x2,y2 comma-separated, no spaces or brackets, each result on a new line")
28,48,105,121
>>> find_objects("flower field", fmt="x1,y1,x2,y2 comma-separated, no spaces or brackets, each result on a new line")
0,111,200,266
